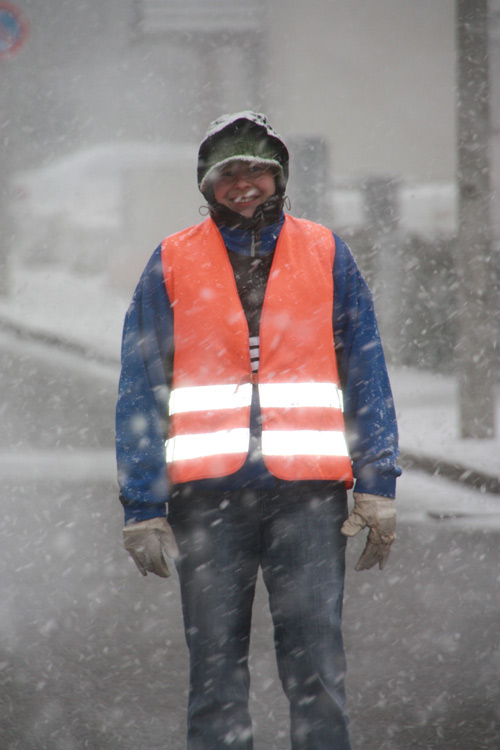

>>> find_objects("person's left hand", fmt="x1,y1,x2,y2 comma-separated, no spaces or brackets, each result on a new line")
341,493,396,571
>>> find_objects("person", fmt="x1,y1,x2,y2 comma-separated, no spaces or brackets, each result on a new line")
116,111,400,750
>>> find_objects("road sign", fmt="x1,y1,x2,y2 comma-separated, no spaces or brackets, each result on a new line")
0,2,28,59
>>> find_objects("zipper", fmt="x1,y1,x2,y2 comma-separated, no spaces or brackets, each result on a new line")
250,230,261,257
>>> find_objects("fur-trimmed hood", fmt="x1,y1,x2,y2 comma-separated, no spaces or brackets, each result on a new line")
197,111,289,198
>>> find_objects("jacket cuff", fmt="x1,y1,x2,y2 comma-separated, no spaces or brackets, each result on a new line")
123,505,167,526
353,474,396,499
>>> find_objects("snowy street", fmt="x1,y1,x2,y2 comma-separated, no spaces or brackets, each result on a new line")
1,329,499,749
2,2,500,748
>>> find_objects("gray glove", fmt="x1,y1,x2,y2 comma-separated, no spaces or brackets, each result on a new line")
341,493,396,571
123,517,179,578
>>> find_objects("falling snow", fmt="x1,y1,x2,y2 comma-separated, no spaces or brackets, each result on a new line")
1,1,500,748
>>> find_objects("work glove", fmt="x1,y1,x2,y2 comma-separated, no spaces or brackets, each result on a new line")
123,517,179,578
341,493,396,571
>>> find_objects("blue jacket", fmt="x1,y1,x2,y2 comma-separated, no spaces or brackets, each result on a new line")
116,218,401,524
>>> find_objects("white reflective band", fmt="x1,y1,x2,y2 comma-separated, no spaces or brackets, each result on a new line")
166,428,250,463
259,382,343,410
262,430,349,457
169,383,252,415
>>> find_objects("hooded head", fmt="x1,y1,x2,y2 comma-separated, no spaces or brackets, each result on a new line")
198,112,289,216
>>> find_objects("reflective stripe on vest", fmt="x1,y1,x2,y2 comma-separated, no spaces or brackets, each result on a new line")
166,428,250,463
168,383,253,415
262,430,349,457
259,382,343,410
165,381,348,465
161,215,354,486
168,381,341,414
165,383,252,467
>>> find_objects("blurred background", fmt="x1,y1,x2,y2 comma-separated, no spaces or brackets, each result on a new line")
1,2,499,749
2,0,500,402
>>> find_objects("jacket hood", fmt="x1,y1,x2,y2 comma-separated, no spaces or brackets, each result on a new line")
198,111,289,200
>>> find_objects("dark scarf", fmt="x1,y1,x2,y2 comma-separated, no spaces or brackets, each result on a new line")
207,193,285,232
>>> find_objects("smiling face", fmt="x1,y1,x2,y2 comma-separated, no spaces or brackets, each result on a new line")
211,161,276,218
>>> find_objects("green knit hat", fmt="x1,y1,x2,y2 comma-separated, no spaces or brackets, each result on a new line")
198,111,289,199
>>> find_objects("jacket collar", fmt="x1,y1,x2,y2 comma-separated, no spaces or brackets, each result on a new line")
218,214,285,257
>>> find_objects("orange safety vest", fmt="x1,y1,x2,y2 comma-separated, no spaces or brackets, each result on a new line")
161,215,353,486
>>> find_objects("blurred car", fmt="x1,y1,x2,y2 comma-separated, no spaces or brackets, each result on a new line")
10,141,199,285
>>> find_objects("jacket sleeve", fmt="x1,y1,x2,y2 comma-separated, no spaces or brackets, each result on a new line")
332,234,401,498
115,246,174,524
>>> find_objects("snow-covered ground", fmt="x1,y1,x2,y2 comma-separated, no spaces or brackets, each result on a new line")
391,366,500,480
0,264,127,363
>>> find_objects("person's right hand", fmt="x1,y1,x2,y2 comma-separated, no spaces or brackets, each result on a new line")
123,517,179,578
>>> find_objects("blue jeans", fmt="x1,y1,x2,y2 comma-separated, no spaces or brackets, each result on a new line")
169,481,352,750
